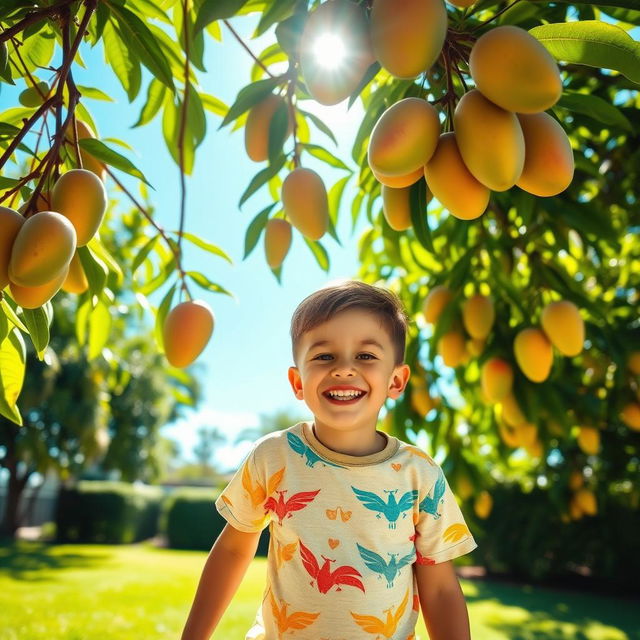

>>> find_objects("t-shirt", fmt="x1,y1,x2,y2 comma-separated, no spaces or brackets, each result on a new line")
215,421,477,640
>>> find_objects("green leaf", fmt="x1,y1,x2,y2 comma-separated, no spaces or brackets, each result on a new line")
87,301,112,360
87,236,124,287
154,282,177,352
328,174,350,234
0,329,25,426
140,256,176,295
303,237,330,272
220,76,283,127
0,312,7,346
77,245,109,297
194,0,249,32
79,138,153,186
201,93,228,117
243,203,277,259
187,83,207,146
0,299,28,333
529,20,640,84
20,307,50,360
132,234,160,275
255,0,297,37
347,61,381,109
76,85,115,102
302,143,351,171
297,109,337,145
103,19,142,102
172,231,233,264
239,154,286,206
0,177,21,190
268,100,290,164
186,271,235,297
556,91,633,131
133,78,167,127
409,179,434,253
125,0,172,23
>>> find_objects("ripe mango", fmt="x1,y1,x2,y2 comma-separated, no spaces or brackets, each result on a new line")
481,357,513,402
541,300,584,357
19,81,50,108
410,386,435,416
469,25,562,114
368,97,440,177
281,168,329,240
9,265,68,309
51,169,108,246
577,426,600,455
61,251,89,294
515,421,538,449
517,112,574,197
438,331,466,368
0,206,25,290
163,300,215,368
370,0,447,79
244,94,292,162
474,490,493,519
574,488,597,516
65,119,106,180
621,403,640,431
264,218,292,269
9,211,76,287
422,285,452,324
514,327,553,382
424,132,489,220
628,351,640,375
467,338,485,357
498,420,520,448
382,185,412,231
299,0,374,105
501,393,525,427
462,294,495,340
454,89,525,192
373,166,423,188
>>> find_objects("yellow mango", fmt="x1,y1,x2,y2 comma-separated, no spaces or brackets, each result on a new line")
574,488,597,516
264,218,292,269
541,300,584,357
244,94,292,162
462,293,495,339
481,357,513,402
410,386,435,416
61,251,89,294
514,327,553,382
467,338,485,357
382,185,412,231
469,25,562,114
517,112,574,197
370,0,448,79
281,168,329,240
621,403,640,431
0,206,25,290
438,331,466,368
299,0,374,105
65,119,106,180
373,166,423,188
9,265,68,309
424,132,489,220
498,420,520,448
368,97,440,177
515,421,538,449
474,490,493,519
422,285,453,324
569,496,584,520
51,169,108,246
501,393,525,427
9,211,76,287
628,351,640,375
454,89,525,192
163,300,215,368
577,426,600,455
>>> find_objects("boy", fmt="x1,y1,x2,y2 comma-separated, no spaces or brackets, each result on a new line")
181,279,477,640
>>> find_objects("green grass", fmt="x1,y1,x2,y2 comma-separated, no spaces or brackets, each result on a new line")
0,541,637,640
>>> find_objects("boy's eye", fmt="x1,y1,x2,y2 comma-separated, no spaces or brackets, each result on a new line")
314,353,376,360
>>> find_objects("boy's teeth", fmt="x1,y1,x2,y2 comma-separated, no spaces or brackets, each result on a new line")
328,390,363,398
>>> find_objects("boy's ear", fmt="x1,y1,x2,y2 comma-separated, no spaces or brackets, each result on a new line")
288,366,304,400
387,364,411,400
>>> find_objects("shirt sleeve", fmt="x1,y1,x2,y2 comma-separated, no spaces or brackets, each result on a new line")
215,445,272,533
414,465,477,565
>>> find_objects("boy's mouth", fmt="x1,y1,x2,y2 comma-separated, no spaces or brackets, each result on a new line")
323,390,367,404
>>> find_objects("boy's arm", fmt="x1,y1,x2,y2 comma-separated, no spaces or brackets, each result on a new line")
415,560,472,640
181,523,262,640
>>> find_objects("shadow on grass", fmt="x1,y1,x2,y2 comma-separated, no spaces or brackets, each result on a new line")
0,540,111,581
464,575,640,640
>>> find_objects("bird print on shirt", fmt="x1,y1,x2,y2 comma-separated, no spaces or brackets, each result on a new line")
299,539,365,594
356,543,416,588
287,433,346,468
418,469,446,519
351,589,409,638
264,489,321,525
269,592,319,637
241,462,284,509
351,487,418,529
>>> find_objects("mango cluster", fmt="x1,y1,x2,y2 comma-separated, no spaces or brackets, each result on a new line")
0,168,108,308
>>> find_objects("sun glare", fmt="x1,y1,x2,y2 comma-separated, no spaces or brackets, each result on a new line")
312,33,347,69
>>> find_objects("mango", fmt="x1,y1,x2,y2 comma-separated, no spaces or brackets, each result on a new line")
523,437,543,459
515,421,538,449
517,112,574,197
368,97,440,177
370,0,447,79
373,166,423,188
474,490,492,519
514,327,553,382
541,300,584,357
621,403,640,431
65,119,106,180
9,211,76,287
19,81,50,108
410,386,435,416
281,168,329,240
469,25,562,114
448,0,476,6
422,285,452,324
61,251,89,294
462,294,495,340
574,488,597,516
9,265,68,309
424,132,489,220
299,0,374,105
577,426,600,455
264,218,292,269
438,331,466,368
501,393,525,427
481,357,513,402
569,470,583,490
382,185,412,231
244,94,292,162
498,420,520,448
51,169,108,246
163,300,215,368
454,89,525,192
0,206,25,290
467,338,485,358
568,496,584,520
18,191,51,214
628,351,640,375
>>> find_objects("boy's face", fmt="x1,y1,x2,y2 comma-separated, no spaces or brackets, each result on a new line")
288,308,410,437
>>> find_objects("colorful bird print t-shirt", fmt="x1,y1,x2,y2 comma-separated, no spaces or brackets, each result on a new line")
215,421,477,640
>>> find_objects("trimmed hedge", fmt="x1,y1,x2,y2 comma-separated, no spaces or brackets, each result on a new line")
55,481,163,544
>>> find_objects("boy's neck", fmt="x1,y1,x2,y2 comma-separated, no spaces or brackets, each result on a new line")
310,421,388,457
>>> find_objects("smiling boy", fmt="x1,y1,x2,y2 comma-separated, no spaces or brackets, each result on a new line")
181,279,477,640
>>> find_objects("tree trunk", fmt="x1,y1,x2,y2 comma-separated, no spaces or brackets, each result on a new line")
0,436,30,538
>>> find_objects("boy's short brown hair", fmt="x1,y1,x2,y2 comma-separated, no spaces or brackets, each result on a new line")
290,279,409,367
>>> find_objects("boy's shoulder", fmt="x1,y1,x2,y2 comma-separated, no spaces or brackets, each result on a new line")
250,421,306,455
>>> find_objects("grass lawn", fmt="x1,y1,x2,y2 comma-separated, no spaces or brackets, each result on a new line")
0,541,637,640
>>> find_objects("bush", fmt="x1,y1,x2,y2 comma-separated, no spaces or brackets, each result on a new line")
55,481,163,544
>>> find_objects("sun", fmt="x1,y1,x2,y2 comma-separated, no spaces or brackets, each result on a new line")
312,33,347,69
